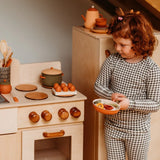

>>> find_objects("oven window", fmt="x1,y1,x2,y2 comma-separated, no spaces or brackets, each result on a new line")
35,136,71,160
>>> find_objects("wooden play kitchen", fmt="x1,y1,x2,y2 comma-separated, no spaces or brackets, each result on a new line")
0,59,86,160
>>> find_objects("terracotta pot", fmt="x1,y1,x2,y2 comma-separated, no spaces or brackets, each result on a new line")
0,84,12,94
40,67,63,88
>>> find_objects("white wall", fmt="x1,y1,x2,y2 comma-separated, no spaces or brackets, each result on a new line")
0,0,111,81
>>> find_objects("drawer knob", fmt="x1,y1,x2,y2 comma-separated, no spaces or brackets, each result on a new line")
29,111,40,123
70,107,81,118
41,110,52,121
58,108,69,120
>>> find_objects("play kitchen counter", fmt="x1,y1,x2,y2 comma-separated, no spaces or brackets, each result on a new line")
0,59,86,160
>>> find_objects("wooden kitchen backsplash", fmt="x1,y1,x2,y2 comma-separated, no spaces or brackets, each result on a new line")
10,59,61,85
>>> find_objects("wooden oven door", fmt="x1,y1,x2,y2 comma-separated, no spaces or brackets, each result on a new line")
22,123,83,160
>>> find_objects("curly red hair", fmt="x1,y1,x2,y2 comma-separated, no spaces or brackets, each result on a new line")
108,10,156,58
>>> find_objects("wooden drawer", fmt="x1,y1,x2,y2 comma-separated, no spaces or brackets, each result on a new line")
0,108,17,134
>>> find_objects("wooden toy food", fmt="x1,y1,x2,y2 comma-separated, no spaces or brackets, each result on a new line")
52,82,77,97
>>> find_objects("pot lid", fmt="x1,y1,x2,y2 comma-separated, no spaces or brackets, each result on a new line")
88,5,98,11
42,67,62,75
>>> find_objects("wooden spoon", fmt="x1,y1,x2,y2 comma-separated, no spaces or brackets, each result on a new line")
5,47,13,67
0,40,8,66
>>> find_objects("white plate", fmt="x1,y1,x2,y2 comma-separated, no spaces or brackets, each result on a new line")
52,88,77,97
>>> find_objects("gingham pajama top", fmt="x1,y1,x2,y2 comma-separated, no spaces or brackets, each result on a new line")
94,53,160,134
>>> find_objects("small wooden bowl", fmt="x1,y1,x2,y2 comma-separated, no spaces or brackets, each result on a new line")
95,18,107,27
93,99,120,115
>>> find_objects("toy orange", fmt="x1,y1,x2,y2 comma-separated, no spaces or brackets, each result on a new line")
69,85,76,91
62,86,68,92
60,83,66,88
55,86,61,92
67,83,73,89
53,83,59,89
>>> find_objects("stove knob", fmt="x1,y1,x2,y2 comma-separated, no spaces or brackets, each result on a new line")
58,108,69,120
70,107,81,118
41,110,52,121
29,111,40,123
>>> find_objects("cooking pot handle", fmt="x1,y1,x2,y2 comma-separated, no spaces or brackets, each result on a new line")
40,75,46,79
43,130,65,138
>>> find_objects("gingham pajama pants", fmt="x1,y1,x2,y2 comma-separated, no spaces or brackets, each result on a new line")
104,126,150,160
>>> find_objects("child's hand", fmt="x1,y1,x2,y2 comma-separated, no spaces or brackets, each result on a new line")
117,97,129,110
111,93,126,102
111,93,129,110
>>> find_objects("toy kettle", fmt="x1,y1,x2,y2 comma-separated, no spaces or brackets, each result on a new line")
81,5,101,29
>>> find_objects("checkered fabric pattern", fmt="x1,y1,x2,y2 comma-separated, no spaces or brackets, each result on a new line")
94,53,160,160
105,126,150,160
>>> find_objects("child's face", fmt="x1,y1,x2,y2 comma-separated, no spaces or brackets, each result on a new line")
113,37,136,59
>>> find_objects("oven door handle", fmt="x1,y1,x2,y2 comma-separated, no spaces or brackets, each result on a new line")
43,130,65,138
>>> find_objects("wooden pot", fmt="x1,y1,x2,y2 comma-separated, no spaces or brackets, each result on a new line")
40,67,63,88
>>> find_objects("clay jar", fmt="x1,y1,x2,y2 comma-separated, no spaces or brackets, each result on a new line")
81,6,101,29
95,18,107,27
0,67,12,94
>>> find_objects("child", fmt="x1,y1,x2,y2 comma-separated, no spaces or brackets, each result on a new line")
94,9,160,160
